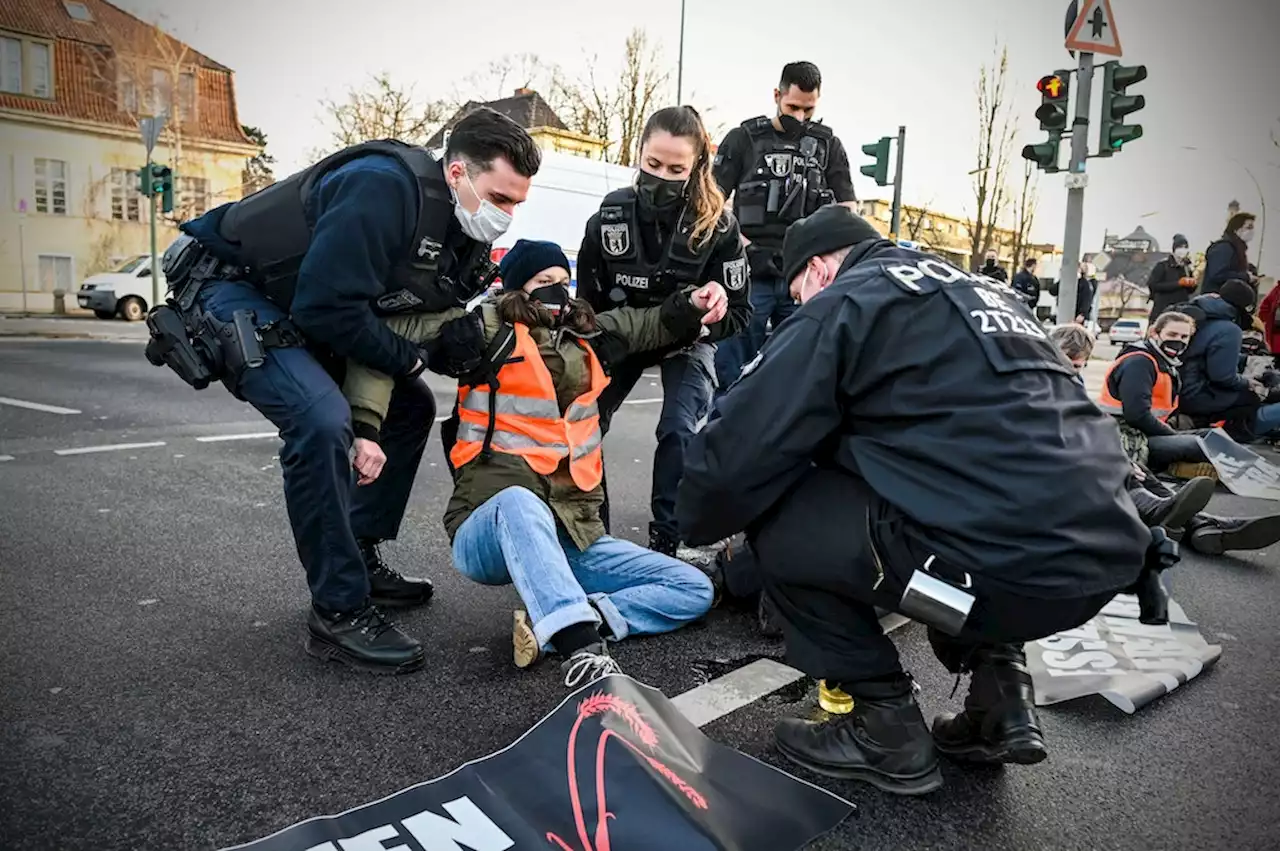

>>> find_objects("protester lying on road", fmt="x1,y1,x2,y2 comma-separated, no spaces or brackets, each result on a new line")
345,239,721,688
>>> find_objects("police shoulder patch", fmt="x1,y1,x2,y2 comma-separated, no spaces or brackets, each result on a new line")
723,257,748,291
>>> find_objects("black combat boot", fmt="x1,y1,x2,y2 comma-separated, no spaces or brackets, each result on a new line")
932,644,1046,766
306,603,425,675
1186,513,1280,555
775,676,943,796
1129,476,1215,530
360,539,434,607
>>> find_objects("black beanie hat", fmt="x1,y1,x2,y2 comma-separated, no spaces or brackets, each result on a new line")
1219,279,1257,314
1172,233,1189,251
498,239,571,291
782,205,883,284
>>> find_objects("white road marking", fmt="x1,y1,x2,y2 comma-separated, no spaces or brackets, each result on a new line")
196,432,279,443
0,455,13,462
54,441,166,456
622,397,663,405
0,396,81,415
674,614,912,728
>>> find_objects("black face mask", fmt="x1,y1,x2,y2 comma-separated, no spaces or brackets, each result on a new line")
1159,339,1187,359
636,170,686,211
529,283,571,317
776,114,807,137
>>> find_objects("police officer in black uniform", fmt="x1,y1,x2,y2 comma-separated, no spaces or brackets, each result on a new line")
576,105,750,558
677,204,1156,795
144,108,540,674
710,61,855,396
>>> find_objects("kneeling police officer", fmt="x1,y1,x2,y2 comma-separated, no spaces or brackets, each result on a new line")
677,204,1157,795
144,108,540,674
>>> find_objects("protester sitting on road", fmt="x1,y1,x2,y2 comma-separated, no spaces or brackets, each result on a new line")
344,239,720,688
1177,283,1280,441
1048,320,1280,557
1097,312,1207,471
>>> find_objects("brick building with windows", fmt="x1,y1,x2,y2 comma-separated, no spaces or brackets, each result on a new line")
0,0,259,312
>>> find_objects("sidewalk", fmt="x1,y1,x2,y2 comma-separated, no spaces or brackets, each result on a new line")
0,314,150,342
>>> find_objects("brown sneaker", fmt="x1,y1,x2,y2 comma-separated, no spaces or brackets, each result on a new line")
512,609,542,669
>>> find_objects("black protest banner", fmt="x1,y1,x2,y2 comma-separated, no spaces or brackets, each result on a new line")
220,675,855,851
1197,428,1280,500
1026,594,1222,714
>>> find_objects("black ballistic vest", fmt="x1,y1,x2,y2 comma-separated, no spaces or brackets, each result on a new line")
597,187,716,309
733,117,834,241
217,139,496,315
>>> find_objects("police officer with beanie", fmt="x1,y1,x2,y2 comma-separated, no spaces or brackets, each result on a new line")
710,61,855,396
147,108,540,674
677,204,1153,795
576,105,749,559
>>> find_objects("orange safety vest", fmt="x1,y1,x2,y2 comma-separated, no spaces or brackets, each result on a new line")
450,323,608,491
1097,350,1177,421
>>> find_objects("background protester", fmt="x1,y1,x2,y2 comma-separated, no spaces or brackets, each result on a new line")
1146,233,1197,321
1200,213,1259,295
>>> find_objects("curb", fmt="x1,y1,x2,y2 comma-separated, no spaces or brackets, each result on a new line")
0,331,145,342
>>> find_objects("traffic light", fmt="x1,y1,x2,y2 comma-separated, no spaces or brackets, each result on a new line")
860,137,892,187
1097,61,1147,157
1022,71,1071,173
145,164,174,213
137,165,152,197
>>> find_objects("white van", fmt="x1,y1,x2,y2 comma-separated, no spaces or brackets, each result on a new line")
77,254,167,321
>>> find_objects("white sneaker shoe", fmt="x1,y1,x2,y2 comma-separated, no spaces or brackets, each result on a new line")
560,643,623,689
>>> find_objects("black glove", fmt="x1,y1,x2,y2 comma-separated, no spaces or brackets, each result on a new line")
428,313,487,378
591,329,631,375
659,289,706,343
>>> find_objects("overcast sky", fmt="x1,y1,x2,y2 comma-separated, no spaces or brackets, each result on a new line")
115,0,1280,267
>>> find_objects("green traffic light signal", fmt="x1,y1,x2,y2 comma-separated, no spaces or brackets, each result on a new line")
137,165,152,197
860,137,892,186
1097,61,1147,157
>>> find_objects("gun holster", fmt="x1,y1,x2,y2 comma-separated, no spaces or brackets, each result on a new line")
1127,527,1180,625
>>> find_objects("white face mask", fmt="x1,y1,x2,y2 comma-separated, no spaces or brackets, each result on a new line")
451,167,512,243
797,263,824,304
1239,225,1255,244
1173,248,1189,260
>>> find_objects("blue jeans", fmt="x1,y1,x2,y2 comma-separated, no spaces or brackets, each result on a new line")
597,343,717,541
714,270,795,396
451,487,714,648
1255,403,1280,437
196,280,436,612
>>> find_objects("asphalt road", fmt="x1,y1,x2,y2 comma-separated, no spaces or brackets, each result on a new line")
2,336,1278,851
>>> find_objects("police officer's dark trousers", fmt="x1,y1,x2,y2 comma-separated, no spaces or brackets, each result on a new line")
714,268,795,396
198,280,435,613
598,343,717,545
750,467,1116,684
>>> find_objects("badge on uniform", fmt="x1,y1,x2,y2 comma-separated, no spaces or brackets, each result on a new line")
601,223,630,257
416,237,442,262
739,349,765,378
765,153,792,177
723,257,747,291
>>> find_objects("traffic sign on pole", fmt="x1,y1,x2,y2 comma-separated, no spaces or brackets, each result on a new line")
138,116,166,157
1065,0,1122,57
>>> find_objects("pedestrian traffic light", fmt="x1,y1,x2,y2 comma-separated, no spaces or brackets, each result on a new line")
860,137,892,187
1022,70,1071,174
1096,61,1147,157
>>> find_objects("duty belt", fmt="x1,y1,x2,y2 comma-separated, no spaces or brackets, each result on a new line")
176,251,245,312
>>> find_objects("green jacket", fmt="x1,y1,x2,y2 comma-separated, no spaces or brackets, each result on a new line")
341,290,707,550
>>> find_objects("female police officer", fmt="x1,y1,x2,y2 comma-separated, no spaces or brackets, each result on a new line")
576,105,751,559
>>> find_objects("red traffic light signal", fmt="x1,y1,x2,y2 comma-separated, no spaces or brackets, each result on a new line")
1037,74,1066,99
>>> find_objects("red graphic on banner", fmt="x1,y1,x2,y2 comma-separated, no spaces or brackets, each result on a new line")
546,691,708,851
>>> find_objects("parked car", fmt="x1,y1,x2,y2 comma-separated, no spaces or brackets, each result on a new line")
1107,317,1148,344
77,255,167,321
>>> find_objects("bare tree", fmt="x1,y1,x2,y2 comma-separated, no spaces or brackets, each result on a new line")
85,16,197,215
317,73,452,153
902,199,950,247
240,125,275,196
1010,159,1040,267
965,44,1018,271
613,29,671,166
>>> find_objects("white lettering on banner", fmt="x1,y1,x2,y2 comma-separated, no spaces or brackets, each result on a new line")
969,309,1048,340
616,273,650,290
1040,650,1119,672
401,797,516,851
305,844,340,851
